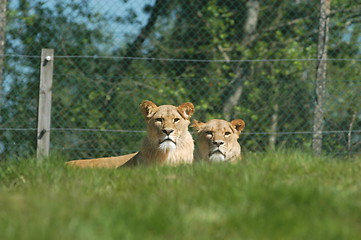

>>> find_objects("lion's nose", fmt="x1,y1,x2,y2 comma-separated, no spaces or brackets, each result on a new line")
213,141,224,147
162,129,174,135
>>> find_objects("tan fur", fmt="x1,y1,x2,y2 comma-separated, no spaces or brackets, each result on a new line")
66,153,138,168
192,119,245,163
66,100,195,168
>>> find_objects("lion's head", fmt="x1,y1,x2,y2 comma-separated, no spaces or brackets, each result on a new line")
192,119,245,162
66,100,195,168
139,100,195,164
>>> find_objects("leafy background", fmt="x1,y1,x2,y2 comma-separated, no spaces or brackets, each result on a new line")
1,0,360,160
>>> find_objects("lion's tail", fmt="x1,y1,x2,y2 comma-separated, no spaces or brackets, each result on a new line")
65,152,138,168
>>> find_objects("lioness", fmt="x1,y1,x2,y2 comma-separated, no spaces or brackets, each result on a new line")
66,100,195,168
192,119,245,162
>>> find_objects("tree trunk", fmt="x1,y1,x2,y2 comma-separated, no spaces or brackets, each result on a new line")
222,66,246,121
312,0,330,155
222,0,259,120
103,0,164,111
119,0,164,74
347,111,357,154
269,103,279,150
0,0,7,100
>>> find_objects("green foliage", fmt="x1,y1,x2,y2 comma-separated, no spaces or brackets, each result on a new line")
1,0,360,159
1,151,361,239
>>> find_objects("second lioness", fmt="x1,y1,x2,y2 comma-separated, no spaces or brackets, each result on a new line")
192,119,245,162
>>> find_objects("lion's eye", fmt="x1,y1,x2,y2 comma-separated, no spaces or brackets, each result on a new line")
206,131,213,135
174,118,180,123
155,118,163,122
225,132,231,136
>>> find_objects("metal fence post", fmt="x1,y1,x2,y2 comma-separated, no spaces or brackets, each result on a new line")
37,48,54,159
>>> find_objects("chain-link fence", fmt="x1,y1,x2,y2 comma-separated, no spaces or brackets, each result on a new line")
1,0,360,160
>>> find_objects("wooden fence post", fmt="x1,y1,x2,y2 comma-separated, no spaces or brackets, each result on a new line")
37,48,54,159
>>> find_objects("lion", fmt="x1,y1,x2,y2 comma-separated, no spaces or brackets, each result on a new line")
192,119,245,162
66,100,195,168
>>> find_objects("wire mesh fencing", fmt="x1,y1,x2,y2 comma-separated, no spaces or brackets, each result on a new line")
1,0,360,160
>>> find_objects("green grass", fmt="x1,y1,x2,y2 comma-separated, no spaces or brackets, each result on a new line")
1,150,361,240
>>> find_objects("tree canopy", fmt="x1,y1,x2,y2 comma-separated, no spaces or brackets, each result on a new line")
1,0,360,159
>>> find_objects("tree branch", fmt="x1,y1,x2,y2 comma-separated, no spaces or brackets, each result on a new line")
120,0,165,74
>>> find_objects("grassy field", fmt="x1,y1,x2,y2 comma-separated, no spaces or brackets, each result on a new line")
1,150,361,240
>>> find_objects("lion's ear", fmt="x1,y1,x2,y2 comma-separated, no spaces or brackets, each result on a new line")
177,102,195,120
140,100,158,119
191,119,205,131
230,119,245,134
